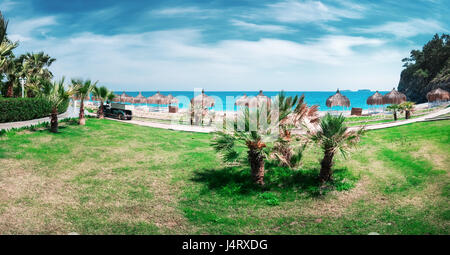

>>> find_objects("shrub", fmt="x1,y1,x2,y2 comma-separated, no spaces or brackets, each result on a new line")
0,97,69,123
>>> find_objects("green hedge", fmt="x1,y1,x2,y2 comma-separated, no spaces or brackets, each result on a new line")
0,98,69,123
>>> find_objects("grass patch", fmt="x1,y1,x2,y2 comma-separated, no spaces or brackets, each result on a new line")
0,118,448,234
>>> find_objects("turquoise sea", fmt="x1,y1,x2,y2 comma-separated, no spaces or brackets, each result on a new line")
112,90,389,111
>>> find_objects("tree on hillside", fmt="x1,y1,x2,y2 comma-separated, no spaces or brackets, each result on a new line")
398,34,450,103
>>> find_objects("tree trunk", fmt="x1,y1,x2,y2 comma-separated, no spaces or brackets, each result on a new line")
405,110,410,119
6,81,13,97
97,101,104,119
319,149,334,182
79,99,86,125
50,108,58,133
248,148,265,185
393,111,397,121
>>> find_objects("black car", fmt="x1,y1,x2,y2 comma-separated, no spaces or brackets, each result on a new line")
104,105,132,120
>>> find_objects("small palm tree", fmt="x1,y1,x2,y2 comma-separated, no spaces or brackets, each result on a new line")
38,77,73,133
399,101,415,119
310,113,363,183
72,79,97,125
92,85,114,119
212,106,276,186
271,91,319,168
386,104,401,121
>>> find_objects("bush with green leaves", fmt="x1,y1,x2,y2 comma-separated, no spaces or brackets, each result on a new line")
0,97,68,123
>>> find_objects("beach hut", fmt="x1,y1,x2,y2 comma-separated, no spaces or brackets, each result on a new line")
248,90,271,109
367,91,384,113
133,91,147,104
191,89,215,108
326,89,350,112
426,88,450,106
383,88,406,105
147,91,165,105
166,94,179,104
118,92,133,103
190,90,215,125
147,91,167,111
235,94,249,107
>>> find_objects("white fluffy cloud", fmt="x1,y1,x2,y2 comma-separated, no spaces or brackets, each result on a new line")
8,16,57,42
264,0,365,23
230,19,295,34
13,27,406,91
357,18,447,38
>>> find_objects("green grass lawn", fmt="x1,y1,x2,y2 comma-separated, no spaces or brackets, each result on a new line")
0,118,449,234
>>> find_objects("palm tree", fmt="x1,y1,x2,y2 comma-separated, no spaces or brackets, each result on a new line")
0,42,16,71
399,101,415,119
310,113,363,183
72,79,97,125
2,56,21,97
92,85,114,119
38,77,73,133
212,106,276,186
22,52,55,96
0,12,18,79
271,91,319,168
386,104,401,121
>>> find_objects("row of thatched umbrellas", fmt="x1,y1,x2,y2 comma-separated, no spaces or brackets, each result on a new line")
365,88,450,106
326,88,408,108
114,89,272,108
77,88,449,109
115,91,179,105
366,88,407,106
325,87,450,109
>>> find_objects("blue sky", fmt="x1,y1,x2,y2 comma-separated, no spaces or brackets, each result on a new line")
1,0,448,91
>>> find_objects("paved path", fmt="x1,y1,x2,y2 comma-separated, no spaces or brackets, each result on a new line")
2,104,449,133
111,118,216,133
111,106,450,134
351,105,450,131
0,105,79,131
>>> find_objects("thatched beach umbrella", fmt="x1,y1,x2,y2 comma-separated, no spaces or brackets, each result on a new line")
166,94,179,104
147,91,166,105
248,90,271,108
119,92,133,103
133,91,147,104
235,93,249,106
191,89,215,108
367,91,384,106
326,89,350,108
426,88,450,102
383,88,406,105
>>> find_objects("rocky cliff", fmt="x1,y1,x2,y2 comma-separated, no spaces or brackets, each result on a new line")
397,34,450,103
